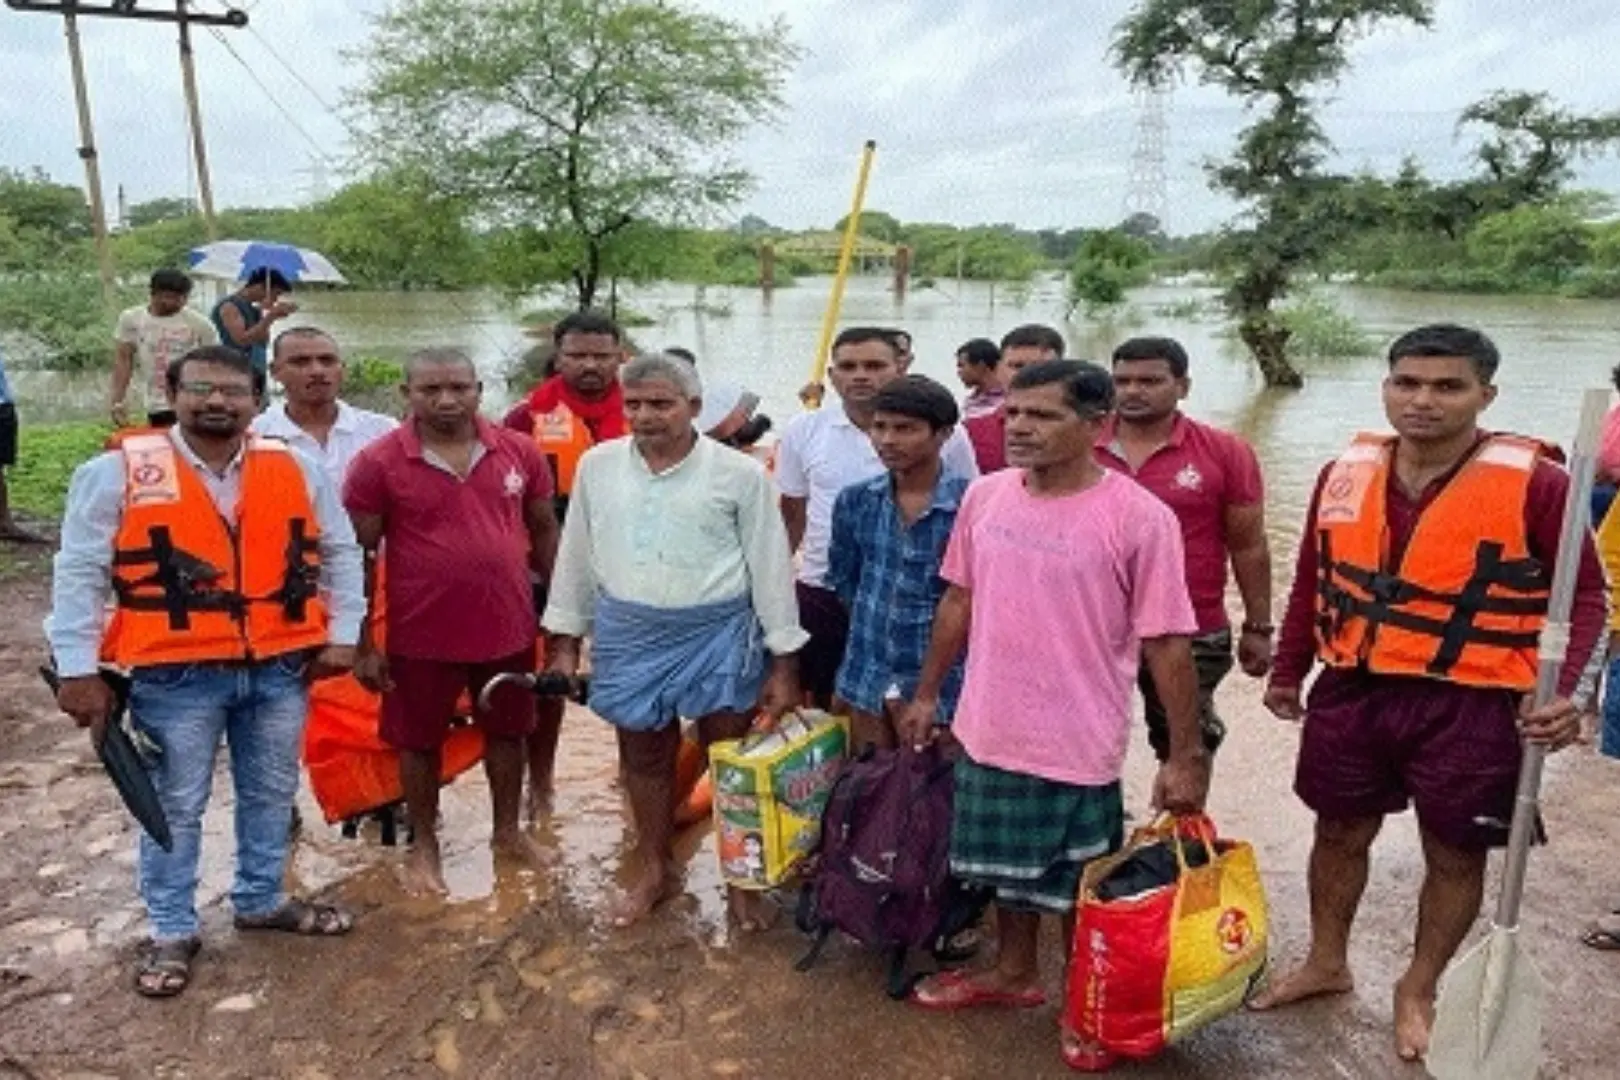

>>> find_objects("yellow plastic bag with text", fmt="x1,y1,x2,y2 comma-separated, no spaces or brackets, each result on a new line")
1064,814,1269,1064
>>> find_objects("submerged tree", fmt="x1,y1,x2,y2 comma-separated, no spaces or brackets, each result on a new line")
350,0,798,309
1114,0,1433,387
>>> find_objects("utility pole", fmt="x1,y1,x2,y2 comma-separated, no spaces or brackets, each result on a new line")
4,1,249,271
61,6,116,303
175,0,218,239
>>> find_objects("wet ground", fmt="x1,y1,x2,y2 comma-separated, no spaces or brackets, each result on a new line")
2,551,1618,1079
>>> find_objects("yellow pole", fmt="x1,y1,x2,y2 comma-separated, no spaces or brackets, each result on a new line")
805,139,877,406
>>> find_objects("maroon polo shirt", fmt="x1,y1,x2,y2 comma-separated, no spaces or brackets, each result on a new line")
1095,413,1264,634
963,408,1008,473
344,417,553,662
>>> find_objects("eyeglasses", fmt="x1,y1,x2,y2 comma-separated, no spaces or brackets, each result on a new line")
177,381,255,400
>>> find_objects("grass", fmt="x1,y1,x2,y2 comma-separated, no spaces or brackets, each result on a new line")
9,421,111,519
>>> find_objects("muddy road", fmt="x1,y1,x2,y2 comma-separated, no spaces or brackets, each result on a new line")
1,551,1617,1079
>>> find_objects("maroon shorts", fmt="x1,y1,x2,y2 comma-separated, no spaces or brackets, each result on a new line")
379,649,537,753
1295,669,1523,852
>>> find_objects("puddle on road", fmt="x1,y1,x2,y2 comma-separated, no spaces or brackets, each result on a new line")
2,704,731,981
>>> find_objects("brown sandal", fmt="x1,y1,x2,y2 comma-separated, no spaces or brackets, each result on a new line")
134,938,201,998
234,899,354,936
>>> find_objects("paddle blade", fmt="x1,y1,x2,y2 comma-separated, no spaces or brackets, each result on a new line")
1428,929,1545,1080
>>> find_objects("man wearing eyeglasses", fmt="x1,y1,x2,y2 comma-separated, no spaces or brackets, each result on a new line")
45,345,365,1000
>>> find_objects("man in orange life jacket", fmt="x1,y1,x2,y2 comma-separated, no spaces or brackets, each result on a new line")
46,345,365,999
1251,324,1606,1063
503,309,628,819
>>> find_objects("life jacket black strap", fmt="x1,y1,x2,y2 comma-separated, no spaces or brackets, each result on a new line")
1317,579,1542,654
111,525,238,630
268,517,320,622
1328,560,1549,616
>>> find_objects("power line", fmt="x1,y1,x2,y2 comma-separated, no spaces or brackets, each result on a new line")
243,21,347,122
205,23,338,165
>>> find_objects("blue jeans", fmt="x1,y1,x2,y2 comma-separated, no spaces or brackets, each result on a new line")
1603,655,1620,761
1592,483,1617,530
129,653,309,942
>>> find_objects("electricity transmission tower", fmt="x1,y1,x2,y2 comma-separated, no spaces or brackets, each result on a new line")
297,158,331,204
1123,85,1170,231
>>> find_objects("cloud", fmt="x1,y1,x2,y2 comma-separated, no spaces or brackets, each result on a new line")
1,0,1616,234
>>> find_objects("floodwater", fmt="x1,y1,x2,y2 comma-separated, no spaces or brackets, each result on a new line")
5,279,1620,1077
17,272,1620,566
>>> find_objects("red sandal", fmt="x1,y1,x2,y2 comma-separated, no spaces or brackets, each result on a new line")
910,968,1046,1011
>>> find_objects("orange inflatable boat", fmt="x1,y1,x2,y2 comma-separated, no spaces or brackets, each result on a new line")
302,564,489,824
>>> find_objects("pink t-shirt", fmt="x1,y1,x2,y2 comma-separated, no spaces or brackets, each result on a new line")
1598,403,1620,483
942,469,1197,786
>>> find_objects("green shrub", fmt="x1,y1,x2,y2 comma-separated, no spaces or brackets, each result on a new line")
1277,294,1375,359
0,274,136,371
345,355,405,391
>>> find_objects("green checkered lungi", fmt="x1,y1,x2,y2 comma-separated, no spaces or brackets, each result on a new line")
948,755,1124,914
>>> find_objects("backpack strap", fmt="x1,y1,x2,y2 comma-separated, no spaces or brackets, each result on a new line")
795,925,834,974
793,882,819,936
885,946,919,1000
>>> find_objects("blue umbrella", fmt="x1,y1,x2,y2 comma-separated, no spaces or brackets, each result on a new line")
187,239,347,285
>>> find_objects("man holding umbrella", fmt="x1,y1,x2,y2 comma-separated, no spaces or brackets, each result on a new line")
212,268,296,376
1253,324,1605,1062
189,240,347,378
47,344,366,998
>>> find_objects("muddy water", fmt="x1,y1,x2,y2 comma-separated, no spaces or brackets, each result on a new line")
6,282,1620,1077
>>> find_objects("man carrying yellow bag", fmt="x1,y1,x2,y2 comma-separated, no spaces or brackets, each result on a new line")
1062,814,1269,1071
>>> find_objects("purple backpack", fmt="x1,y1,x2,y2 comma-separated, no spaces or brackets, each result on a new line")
795,743,991,998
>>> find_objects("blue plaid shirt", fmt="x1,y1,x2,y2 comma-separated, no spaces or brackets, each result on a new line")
827,469,969,722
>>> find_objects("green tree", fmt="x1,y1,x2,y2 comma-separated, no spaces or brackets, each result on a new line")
1067,229,1154,315
1457,92,1620,214
0,168,89,249
314,173,482,290
124,197,199,229
1115,0,1433,387
1465,202,1592,288
832,209,903,243
350,0,798,309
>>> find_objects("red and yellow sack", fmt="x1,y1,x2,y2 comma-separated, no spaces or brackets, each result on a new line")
1063,815,1269,1063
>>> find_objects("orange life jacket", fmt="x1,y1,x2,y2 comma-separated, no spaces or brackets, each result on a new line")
1313,432,1550,691
101,431,329,668
531,403,596,496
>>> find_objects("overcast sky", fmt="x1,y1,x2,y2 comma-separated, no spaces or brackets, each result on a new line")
2,0,1617,234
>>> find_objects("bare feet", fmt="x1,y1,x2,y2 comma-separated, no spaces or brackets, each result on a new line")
610,864,677,928
727,887,779,933
491,828,557,871
524,783,554,825
402,842,448,897
1247,960,1355,1011
1393,980,1436,1062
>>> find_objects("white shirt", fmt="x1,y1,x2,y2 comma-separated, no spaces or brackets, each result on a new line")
45,428,366,677
251,400,399,489
775,405,980,587
114,305,218,412
543,433,809,656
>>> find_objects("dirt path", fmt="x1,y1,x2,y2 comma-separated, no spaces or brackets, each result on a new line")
1,554,1617,1079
